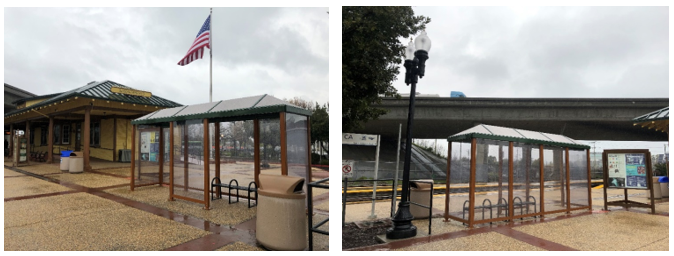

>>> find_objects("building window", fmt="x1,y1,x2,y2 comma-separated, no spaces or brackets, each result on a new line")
62,125,71,144
54,125,61,144
90,122,100,146
41,127,47,146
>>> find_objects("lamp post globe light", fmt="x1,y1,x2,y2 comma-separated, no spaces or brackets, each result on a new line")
387,30,431,239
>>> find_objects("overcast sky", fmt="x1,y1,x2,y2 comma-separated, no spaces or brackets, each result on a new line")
396,6,669,154
4,7,329,106
395,6,668,98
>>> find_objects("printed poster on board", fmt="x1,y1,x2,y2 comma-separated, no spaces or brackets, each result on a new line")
607,153,648,189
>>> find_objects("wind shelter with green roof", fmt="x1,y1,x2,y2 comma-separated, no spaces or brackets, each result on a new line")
129,94,312,210
443,124,591,227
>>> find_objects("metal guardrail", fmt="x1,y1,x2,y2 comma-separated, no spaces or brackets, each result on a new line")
307,177,329,251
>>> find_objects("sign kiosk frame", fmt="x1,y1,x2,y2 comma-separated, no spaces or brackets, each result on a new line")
602,149,655,214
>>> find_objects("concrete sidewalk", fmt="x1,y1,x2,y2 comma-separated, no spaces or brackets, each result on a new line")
4,161,329,251
344,187,669,251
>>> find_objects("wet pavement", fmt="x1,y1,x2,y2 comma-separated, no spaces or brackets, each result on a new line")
344,186,669,251
4,158,329,251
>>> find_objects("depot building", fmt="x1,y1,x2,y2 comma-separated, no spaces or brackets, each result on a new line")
4,80,182,170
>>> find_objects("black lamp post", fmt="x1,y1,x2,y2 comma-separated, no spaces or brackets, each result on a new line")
387,30,431,239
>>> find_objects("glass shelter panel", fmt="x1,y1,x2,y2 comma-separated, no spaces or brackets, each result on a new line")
286,113,308,180
542,146,567,213
512,142,539,217
218,121,255,187
447,141,472,221
260,118,281,176
135,125,161,186
473,139,510,222
569,149,589,208
172,120,205,201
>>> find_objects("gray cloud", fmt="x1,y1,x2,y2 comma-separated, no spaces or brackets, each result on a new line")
4,7,329,106
395,6,668,99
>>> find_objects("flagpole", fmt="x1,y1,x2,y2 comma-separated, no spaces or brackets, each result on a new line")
209,8,213,103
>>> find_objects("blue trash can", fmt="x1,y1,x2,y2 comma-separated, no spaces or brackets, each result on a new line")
658,177,669,198
60,150,73,171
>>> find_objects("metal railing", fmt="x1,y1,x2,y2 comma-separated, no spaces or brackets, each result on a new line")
307,177,329,251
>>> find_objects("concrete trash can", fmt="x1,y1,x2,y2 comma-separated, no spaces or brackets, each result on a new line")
59,150,73,171
256,174,307,251
69,156,84,173
651,177,662,199
658,176,669,198
410,180,434,219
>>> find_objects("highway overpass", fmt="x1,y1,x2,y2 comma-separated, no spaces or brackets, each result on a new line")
355,97,669,141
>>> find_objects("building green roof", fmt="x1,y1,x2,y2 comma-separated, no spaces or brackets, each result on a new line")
4,80,183,117
131,94,312,125
447,124,590,149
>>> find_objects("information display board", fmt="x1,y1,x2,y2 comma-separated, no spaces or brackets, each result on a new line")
607,153,648,189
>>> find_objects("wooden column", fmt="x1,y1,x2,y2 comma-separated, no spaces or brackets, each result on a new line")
169,122,175,201
83,106,91,171
25,121,30,165
444,142,451,221
203,119,210,210
48,117,54,163
113,118,117,162
280,112,287,176
254,119,260,187
9,124,13,157
214,122,220,181
130,124,136,191
306,117,312,184
586,149,592,209
539,145,545,216
565,148,571,213
184,124,188,191
468,138,477,227
508,142,514,222
158,126,164,185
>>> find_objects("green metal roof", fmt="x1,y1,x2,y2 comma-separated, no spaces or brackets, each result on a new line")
632,107,669,123
4,80,183,117
447,124,590,149
131,94,312,125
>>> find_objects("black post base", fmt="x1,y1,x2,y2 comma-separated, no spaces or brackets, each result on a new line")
386,201,417,239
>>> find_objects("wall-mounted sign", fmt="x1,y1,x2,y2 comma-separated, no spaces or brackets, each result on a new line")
110,87,152,98
607,153,648,189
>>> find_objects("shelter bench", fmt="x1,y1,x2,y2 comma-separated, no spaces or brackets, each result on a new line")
512,196,537,218
210,177,258,208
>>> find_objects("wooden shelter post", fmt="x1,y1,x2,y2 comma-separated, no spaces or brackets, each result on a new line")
169,121,175,201
444,142,451,222
508,142,514,222
254,119,260,187
539,144,545,216
203,119,210,210
158,125,164,185
565,148,571,213
468,138,477,227
130,124,136,190
9,124,13,158
280,112,287,176
586,149,592,208
183,124,188,191
215,122,220,181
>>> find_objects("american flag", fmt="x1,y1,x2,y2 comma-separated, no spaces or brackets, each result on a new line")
177,15,211,66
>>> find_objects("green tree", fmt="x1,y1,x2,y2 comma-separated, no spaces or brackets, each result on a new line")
311,102,329,154
342,6,430,132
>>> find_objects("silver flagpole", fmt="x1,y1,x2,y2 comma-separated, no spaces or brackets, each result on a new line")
209,8,213,103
